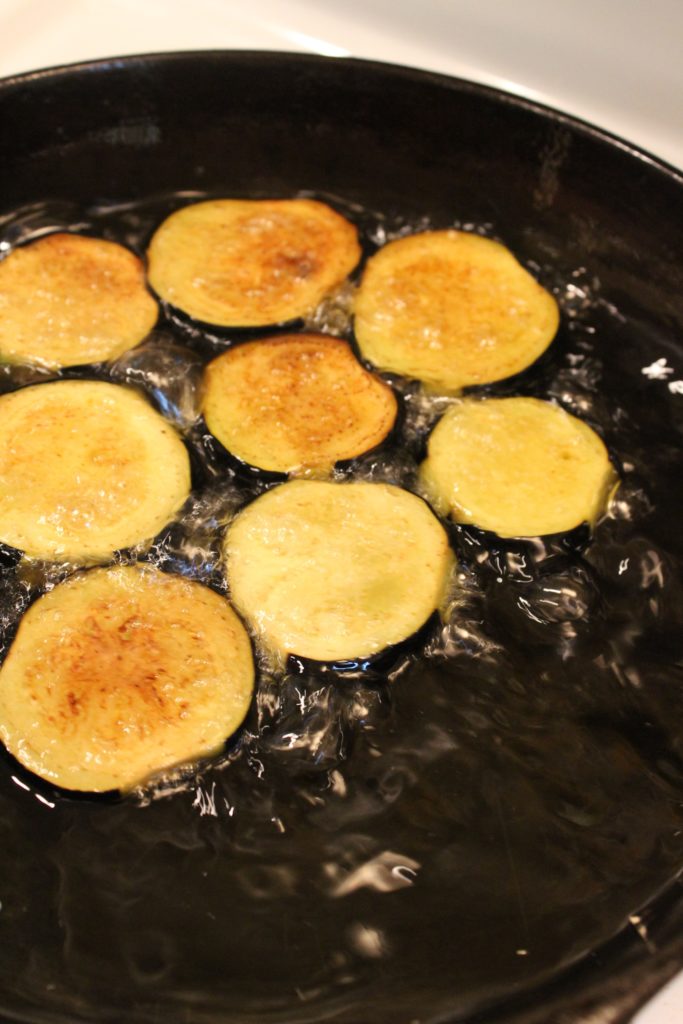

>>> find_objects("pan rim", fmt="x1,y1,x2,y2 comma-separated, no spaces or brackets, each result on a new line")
0,48,682,187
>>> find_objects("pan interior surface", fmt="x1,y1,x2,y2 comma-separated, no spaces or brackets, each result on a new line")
0,51,682,1024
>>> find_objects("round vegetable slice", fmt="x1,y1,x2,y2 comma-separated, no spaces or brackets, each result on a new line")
419,397,617,537
0,564,255,792
147,198,361,327
0,233,158,368
354,230,559,392
224,480,454,662
202,333,398,475
0,380,191,562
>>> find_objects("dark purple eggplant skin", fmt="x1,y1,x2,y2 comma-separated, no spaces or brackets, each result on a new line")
0,51,682,1024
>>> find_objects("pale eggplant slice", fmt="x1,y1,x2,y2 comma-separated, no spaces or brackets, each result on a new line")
0,233,158,368
224,480,454,663
354,231,559,393
0,564,255,793
419,397,618,538
202,333,398,476
146,198,361,328
0,380,191,562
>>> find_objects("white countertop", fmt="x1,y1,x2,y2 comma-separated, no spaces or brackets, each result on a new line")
0,1,681,1021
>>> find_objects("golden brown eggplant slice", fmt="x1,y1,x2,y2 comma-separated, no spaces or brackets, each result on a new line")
0,564,255,792
147,198,361,327
0,380,191,562
224,479,454,663
0,233,158,368
419,397,617,537
202,333,398,475
354,230,559,392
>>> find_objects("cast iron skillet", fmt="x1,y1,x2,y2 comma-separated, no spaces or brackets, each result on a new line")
0,51,683,1024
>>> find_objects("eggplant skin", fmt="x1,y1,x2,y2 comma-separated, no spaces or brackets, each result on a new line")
0,380,191,562
0,564,255,793
202,333,397,476
419,397,618,538
224,479,455,664
147,198,361,328
354,230,559,393
0,233,158,369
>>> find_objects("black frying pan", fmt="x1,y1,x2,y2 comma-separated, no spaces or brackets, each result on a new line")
0,52,682,1024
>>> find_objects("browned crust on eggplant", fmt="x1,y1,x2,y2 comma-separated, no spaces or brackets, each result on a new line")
355,230,559,392
146,199,361,328
0,233,158,368
0,564,255,792
202,333,398,475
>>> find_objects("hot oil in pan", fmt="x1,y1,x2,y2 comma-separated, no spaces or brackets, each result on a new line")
0,195,682,1024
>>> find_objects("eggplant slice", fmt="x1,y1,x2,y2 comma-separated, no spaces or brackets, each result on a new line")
0,233,158,368
0,380,191,561
224,479,454,663
147,198,361,327
419,397,617,537
0,563,254,792
355,230,559,392
202,333,398,475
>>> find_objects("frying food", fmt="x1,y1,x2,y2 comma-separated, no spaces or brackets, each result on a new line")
354,230,559,392
419,397,617,537
0,380,191,561
0,233,158,368
224,479,454,662
0,564,255,792
202,333,398,475
147,198,361,327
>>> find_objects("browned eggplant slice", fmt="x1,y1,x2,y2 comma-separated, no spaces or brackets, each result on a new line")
202,333,398,475
354,230,559,392
147,198,361,327
0,233,158,368
0,564,255,792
